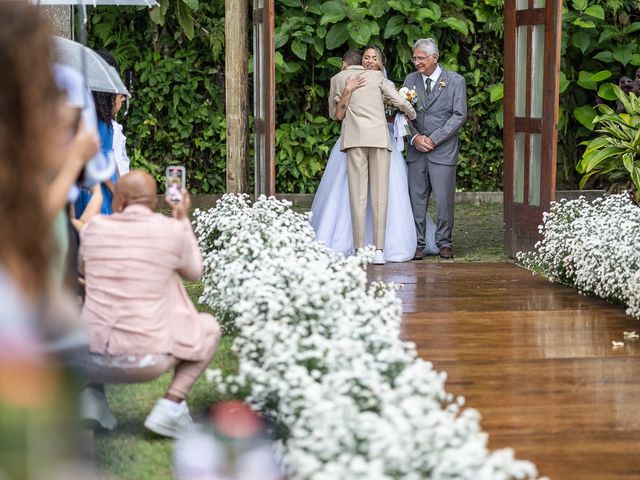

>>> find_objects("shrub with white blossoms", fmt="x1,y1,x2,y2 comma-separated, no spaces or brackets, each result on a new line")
518,193,640,318
195,194,540,480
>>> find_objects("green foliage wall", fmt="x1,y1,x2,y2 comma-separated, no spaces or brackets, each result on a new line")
88,1,227,193
88,0,640,193
557,0,640,188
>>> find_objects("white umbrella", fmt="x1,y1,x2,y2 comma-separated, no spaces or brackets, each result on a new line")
33,0,158,5
53,35,130,96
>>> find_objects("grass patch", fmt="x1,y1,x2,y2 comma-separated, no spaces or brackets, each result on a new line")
431,202,506,262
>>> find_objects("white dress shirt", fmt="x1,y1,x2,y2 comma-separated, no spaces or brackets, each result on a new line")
112,120,130,176
422,65,442,93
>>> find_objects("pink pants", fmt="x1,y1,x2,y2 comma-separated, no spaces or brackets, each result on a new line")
84,335,218,399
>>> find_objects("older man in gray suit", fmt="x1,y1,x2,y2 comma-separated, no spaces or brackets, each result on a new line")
403,38,467,260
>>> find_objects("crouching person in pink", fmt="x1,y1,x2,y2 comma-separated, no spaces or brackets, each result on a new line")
79,170,220,438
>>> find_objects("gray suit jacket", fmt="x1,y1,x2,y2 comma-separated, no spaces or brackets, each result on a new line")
403,67,467,165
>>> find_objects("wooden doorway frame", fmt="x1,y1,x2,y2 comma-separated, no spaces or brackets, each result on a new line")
503,0,562,257
225,0,275,197
253,0,275,197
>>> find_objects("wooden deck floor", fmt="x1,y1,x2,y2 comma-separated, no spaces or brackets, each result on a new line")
368,262,640,480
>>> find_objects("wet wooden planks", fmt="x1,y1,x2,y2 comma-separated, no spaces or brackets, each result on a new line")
368,262,640,480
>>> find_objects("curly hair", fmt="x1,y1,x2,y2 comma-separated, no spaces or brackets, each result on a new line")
0,3,61,294
92,50,119,125
93,90,116,124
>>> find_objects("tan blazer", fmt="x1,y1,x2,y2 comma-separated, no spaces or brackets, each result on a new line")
328,65,416,151
80,205,219,362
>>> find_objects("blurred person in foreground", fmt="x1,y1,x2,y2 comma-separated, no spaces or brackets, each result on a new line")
51,64,104,299
0,3,100,479
79,171,221,438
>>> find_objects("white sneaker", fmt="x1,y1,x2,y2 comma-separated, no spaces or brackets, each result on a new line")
144,399,194,439
79,387,117,431
373,249,386,265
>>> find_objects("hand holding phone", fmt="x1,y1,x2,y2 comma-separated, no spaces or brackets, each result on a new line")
171,189,191,220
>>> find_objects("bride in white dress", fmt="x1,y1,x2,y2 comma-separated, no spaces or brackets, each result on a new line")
311,47,437,262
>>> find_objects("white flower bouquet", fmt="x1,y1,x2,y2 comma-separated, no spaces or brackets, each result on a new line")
385,86,419,117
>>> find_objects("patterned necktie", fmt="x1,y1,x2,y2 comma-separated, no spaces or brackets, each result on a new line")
425,77,432,95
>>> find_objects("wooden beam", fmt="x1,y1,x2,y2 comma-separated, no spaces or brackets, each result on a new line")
540,0,562,208
264,0,275,196
253,0,275,197
225,0,249,194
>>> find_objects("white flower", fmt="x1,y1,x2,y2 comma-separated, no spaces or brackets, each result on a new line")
518,193,640,319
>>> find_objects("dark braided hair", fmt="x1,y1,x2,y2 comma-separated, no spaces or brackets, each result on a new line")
92,91,116,124
93,50,119,124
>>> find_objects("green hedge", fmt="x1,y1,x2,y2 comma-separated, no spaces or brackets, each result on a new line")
88,0,640,193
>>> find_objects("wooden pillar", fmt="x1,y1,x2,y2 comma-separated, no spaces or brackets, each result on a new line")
225,0,249,193
253,0,275,197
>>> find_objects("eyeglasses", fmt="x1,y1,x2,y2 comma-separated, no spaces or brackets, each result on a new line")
411,55,434,63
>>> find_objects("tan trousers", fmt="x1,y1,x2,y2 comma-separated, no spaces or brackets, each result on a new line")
84,335,218,400
346,147,391,249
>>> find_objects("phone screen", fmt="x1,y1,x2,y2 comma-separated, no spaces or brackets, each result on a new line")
166,166,186,204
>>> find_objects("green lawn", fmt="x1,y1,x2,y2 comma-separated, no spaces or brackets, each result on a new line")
444,202,506,262
298,201,507,262
94,202,506,479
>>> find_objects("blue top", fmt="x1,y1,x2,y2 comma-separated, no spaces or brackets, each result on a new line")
74,120,118,217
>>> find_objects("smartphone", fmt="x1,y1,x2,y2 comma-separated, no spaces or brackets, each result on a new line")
166,166,186,204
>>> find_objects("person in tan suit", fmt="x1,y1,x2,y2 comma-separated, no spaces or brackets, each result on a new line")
328,50,416,264
79,171,221,438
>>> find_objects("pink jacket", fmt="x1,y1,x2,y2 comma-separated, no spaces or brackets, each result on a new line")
80,205,219,362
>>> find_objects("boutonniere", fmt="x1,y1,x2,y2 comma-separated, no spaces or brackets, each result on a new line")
439,80,446,90
413,85,424,111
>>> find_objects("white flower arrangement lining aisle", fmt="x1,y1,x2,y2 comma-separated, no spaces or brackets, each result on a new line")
195,194,540,480
518,194,640,319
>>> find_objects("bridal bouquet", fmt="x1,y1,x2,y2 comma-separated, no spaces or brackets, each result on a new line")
384,86,419,116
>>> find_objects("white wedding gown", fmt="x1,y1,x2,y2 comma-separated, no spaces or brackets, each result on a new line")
311,124,437,261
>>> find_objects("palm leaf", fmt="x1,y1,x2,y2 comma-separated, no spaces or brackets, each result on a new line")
582,136,610,156
613,84,635,115
622,153,635,174
584,146,626,172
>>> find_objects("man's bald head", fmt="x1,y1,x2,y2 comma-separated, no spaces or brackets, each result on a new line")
114,170,158,212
